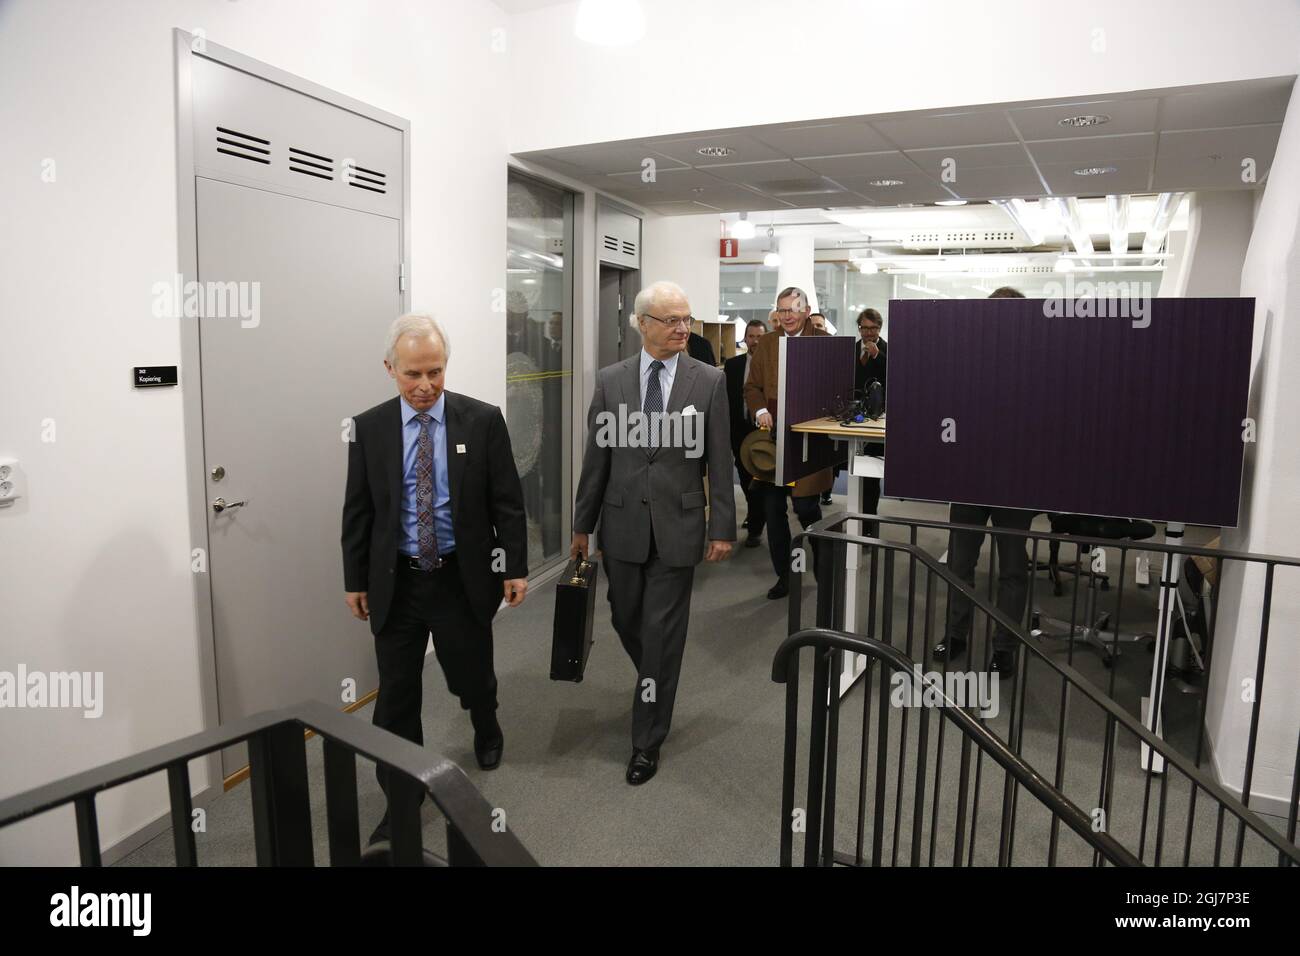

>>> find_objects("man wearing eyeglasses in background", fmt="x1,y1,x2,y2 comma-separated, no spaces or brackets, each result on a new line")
572,280,735,786
743,286,833,599
855,308,888,524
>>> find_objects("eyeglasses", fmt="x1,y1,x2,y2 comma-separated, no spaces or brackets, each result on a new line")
644,313,693,328
774,308,806,318
859,324,881,332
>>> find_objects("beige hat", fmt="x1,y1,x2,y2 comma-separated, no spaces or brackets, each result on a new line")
740,428,778,483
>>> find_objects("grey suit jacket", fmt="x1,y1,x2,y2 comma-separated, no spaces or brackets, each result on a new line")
574,352,736,567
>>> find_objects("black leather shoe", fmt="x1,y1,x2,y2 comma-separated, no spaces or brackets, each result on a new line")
745,532,763,548
472,710,504,770
626,749,659,786
821,492,833,506
367,812,390,846
932,636,968,661
989,649,1017,677
474,729,504,770
767,577,789,599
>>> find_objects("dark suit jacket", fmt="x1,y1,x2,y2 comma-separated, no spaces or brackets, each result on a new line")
687,332,716,367
341,391,528,635
855,336,887,399
724,352,755,454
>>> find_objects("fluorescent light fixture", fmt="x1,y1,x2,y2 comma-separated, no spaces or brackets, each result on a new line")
731,212,756,240
1107,194,1130,255
741,285,753,293
991,198,1046,246
935,199,968,206
1142,191,1185,256
1046,196,1095,260
867,178,905,187
698,145,734,158
1073,166,1118,177
574,0,646,46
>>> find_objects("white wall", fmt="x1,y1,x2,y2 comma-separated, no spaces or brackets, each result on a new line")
507,0,1300,153
1207,79,1300,812
1183,192,1256,297
0,0,509,864
641,213,723,324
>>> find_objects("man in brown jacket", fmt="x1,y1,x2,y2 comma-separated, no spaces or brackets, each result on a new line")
743,286,833,599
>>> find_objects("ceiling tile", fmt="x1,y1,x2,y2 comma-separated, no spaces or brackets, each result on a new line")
941,165,1048,200
696,159,816,186
833,176,956,205
751,122,894,156
1037,158,1152,196
1025,132,1156,165
1153,125,1281,189
870,110,1018,149
1159,78,1294,131
797,151,917,179
644,132,788,165
1009,98,1158,140
904,142,1032,173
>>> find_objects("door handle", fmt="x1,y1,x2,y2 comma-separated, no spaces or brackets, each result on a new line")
212,497,247,514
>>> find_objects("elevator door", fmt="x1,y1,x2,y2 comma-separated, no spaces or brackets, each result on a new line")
197,177,398,775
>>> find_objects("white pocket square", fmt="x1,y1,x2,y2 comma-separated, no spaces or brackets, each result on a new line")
682,405,699,415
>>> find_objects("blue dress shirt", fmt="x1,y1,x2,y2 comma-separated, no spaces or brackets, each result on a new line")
399,394,456,557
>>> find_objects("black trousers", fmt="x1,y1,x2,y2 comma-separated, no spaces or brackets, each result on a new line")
603,529,695,752
732,451,767,536
944,504,1036,652
761,482,823,580
372,554,497,797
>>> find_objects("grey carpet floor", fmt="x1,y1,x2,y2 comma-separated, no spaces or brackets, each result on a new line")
114,493,1293,867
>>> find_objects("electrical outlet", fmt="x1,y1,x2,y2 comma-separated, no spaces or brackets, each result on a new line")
0,457,25,507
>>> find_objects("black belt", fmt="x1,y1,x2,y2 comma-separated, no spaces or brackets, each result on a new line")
399,551,455,572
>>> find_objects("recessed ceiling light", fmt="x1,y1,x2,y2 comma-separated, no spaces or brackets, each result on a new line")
741,286,753,293
935,199,968,206
1058,114,1111,128
1073,165,1118,176
867,178,905,187
697,145,734,158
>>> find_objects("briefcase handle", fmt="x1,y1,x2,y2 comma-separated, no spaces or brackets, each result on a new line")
568,558,592,585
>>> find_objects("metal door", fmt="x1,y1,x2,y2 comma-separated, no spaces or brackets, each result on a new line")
196,177,398,775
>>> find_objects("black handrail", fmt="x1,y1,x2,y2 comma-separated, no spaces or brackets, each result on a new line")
773,626,1142,867
0,700,537,867
790,515,1300,866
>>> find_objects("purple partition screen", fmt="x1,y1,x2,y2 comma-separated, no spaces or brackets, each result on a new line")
884,297,1254,527
778,335,857,485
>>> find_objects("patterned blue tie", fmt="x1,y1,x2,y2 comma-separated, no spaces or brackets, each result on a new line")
644,360,664,448
415,412,440,570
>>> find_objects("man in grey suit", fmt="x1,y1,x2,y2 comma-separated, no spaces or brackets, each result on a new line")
571,280,736,785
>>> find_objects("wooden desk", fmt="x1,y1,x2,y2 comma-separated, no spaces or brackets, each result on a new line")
789,416,886,695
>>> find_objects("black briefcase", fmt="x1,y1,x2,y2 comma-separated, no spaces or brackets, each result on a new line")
550,557,599,682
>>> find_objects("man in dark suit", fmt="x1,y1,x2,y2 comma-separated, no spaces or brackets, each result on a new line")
342,313,528,844
854,308,887,521
687,329,716,367
724,319,768,547
572,280,735,786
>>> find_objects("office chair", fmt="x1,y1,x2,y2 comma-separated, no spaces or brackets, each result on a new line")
1030,514,1157,667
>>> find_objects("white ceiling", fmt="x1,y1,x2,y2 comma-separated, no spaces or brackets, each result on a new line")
515,77,1293,215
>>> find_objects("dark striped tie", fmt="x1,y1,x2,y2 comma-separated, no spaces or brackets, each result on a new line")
415,412,440,570
644,360,664,448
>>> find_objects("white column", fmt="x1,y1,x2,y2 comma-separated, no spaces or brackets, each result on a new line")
775,235,817,310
